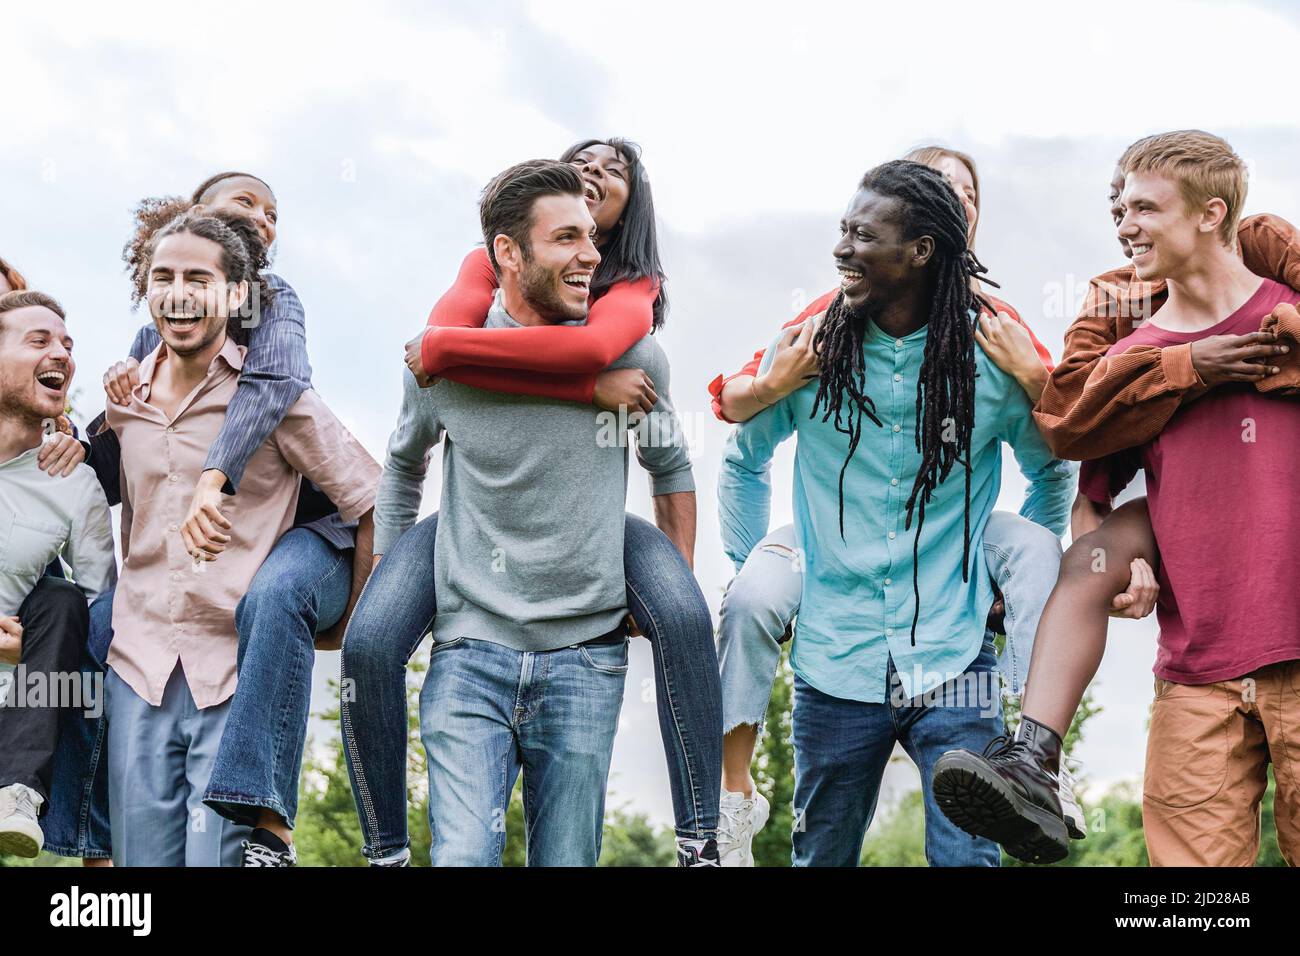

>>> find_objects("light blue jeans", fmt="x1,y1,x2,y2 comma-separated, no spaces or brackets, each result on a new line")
106,665,251,867
419,635,628,866
717,511,1062,732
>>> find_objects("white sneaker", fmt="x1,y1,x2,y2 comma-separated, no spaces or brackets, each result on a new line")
717,788,770,867
1058,758,1086,840
0,783,45,858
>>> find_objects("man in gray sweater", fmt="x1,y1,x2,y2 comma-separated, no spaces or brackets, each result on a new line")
372,160,696,866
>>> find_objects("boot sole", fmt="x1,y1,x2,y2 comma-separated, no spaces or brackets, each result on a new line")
932,752,1070,865
0,830,42,859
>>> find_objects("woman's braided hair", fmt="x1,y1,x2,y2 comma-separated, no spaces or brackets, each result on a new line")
809,159,999,643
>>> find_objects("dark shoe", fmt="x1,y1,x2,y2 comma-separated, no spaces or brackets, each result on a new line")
241,828,297,867
676,838,720,867
932,718,1070,864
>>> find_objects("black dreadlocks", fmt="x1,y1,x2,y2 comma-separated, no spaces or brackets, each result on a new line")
809,159,999,644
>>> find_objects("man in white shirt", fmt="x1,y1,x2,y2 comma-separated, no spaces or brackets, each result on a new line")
0,291,116,858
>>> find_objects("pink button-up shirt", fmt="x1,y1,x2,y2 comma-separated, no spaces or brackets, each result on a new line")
107,335,380,708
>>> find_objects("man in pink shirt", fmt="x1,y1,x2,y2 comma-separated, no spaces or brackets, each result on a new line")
104,211,380,866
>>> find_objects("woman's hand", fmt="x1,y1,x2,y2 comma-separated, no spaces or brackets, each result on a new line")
0,616,23,666
103,358,141,406
594,368,657,414
37,430,87,477
975,311,1047,399
405,331,438,388
180,470,234,561
754,315,822,405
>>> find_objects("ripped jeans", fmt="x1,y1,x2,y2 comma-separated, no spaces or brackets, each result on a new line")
716,511,1062,733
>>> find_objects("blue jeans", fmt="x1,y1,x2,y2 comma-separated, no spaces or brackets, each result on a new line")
106,666,250,866
421,635,628,866
717,512,1061,733
42,586,113,858
790,634,1003,867
341,511,721,860
43,527,349,856
204,528,351,827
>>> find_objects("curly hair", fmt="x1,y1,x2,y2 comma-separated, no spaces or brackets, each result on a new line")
122,172,275,305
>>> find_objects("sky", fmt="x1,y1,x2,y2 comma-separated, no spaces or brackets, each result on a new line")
3,0,1297,831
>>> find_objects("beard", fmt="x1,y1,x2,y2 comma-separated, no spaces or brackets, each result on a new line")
518,254,588,323
162,314,227,358
836,288,879,327
0,380,56,431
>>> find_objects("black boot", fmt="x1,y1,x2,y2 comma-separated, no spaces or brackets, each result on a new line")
931,717,1070,864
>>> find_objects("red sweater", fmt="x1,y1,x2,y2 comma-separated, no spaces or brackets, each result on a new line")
707,288,1053,422
421,248,658,404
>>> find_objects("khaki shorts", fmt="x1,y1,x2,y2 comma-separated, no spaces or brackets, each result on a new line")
1143,660,1300,867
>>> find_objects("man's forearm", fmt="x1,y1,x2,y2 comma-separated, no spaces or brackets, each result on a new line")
652,491,696,569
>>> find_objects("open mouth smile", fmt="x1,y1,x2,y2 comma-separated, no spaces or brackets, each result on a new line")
35,368,67,394
563,272,593,292
164,313,202,332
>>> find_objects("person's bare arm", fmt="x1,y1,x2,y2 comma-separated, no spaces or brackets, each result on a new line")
1070,491,1110,540
976,311,1049,402
718,317,822,423
651,491,697,570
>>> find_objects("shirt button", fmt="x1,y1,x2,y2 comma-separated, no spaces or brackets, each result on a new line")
893,373,902,382
885,628,895,637
169,474,179,482
171,572,181,581
884,578,892,586
169,524,179,532
888,531,896,540
895,339,904,348
893,424,901,433
890,477,899,486
166,427,175,434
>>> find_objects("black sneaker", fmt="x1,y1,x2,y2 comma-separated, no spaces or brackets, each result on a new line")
676,838,720,867
240,828,298,867
932,720,1070,865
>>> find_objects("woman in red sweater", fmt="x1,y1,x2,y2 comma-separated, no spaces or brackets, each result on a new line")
343,138,725,867
707,146,1079,866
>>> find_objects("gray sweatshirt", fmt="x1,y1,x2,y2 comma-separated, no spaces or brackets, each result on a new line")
374,292,695,653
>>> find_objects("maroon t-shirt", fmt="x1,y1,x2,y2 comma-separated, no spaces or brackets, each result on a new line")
1079,278,1300,684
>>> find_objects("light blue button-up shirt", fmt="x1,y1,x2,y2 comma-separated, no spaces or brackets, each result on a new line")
719,314,1075,703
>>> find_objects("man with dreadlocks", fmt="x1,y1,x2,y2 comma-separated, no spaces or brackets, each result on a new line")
719,160,1074,866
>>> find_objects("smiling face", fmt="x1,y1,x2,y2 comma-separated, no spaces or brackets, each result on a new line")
0,305,74,424
930,154,978,241
502,193,601,322
833,188,932,314
1109,165,1131,259
201,176,278,247
567,143,631,243
1117,170,1219,282
145,232,247,357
